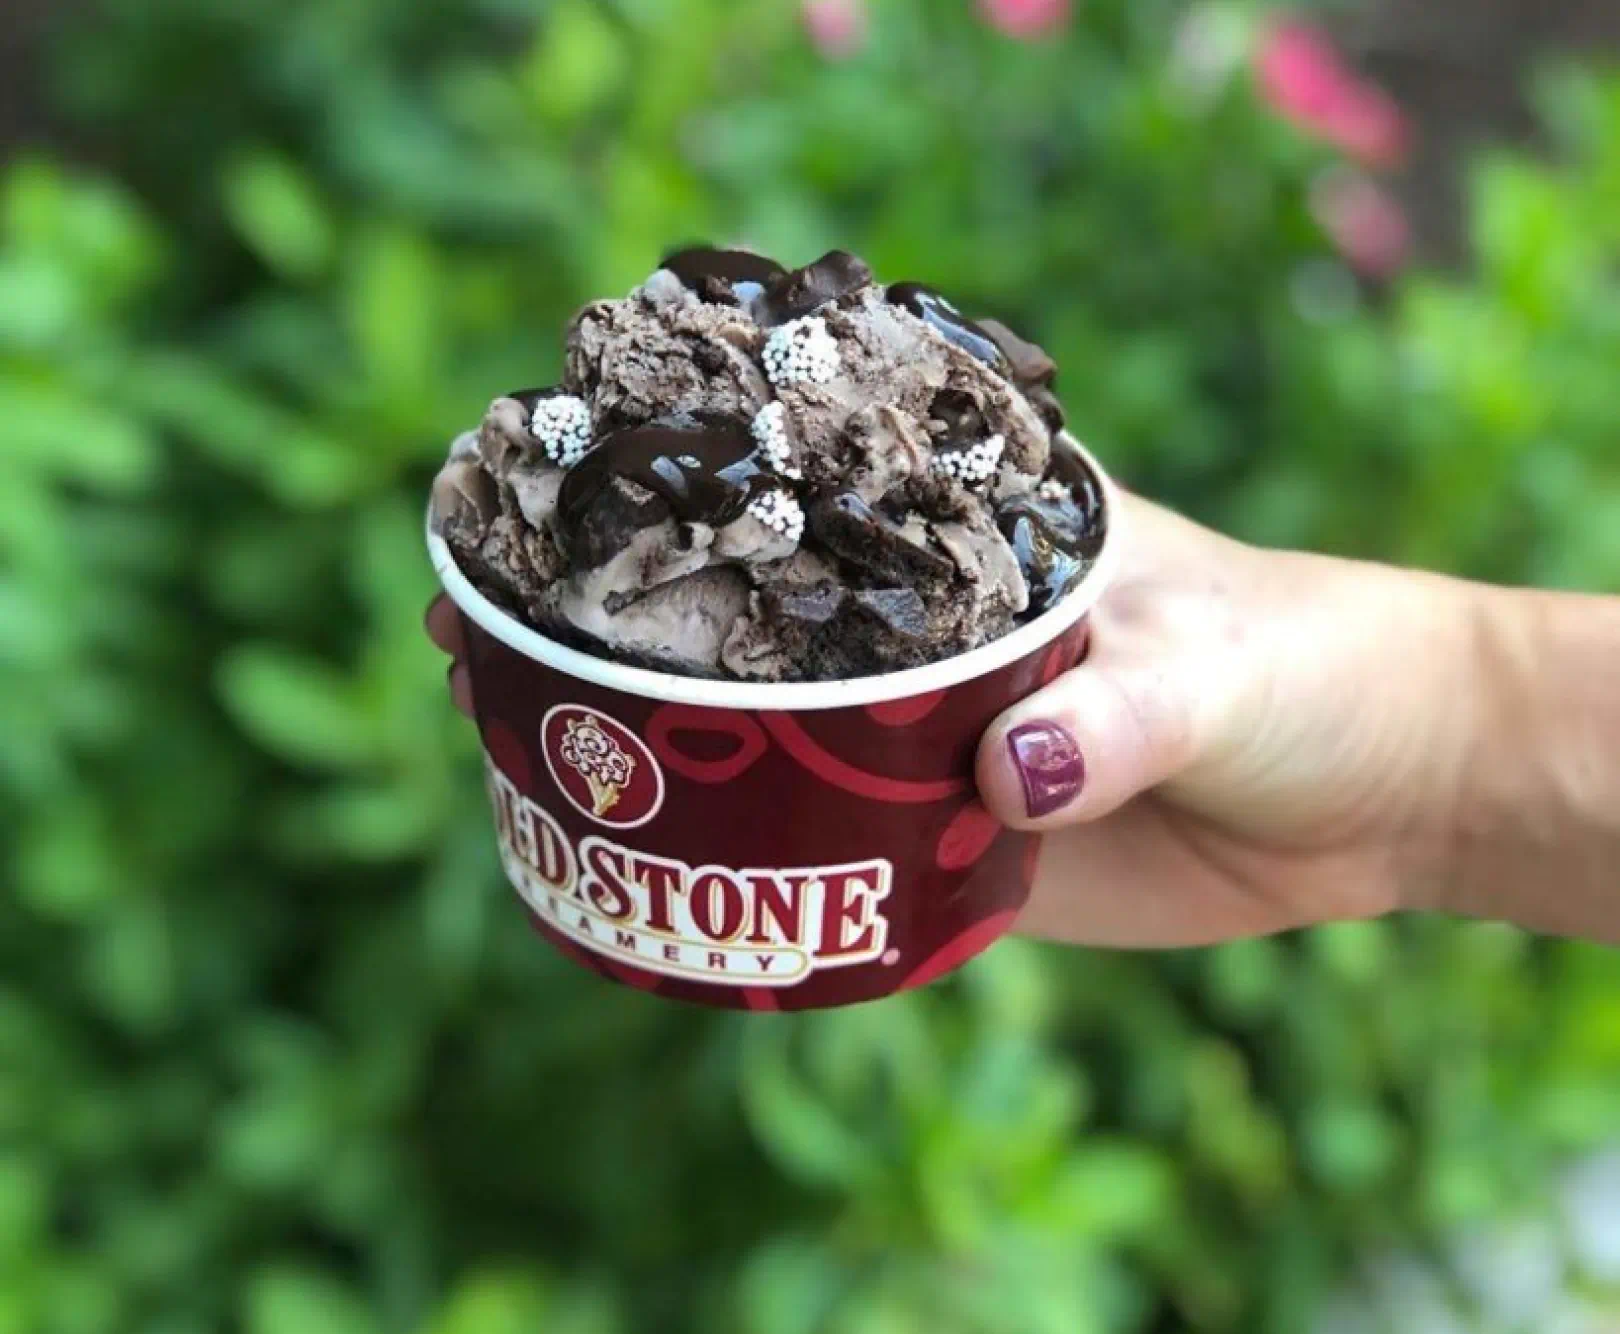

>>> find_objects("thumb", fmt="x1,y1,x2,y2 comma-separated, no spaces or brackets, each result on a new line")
976,654,1204,831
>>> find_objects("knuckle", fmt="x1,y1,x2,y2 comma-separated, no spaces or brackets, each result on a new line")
1111,665,1199,773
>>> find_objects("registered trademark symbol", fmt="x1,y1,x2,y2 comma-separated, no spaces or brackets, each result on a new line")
881,949,900,966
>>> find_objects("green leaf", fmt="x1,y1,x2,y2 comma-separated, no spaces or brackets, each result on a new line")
522,1,630,123
0,258,80,347
1049,1141,1176,1240
223,153,337,281
215,1086,329,1191
1302,1100,1400,1191
295,781,438,861
345,228,439,393
0,1154,48,1258
217,645,380,770
82,900,177,1036
2,159,162,300
245,1270,380,1334
1203,937,1286,1021
39,1259,123,1334
735,1240,838,1334
1307,921,1391,986
0,383,158,493
740,1031,880,1192
423,1271,551,1334
13,796,120,922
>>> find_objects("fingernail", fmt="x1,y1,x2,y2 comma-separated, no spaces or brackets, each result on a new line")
1006,721,1085,819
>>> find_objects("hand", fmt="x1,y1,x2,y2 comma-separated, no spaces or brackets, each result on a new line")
425,596,476,718
976,493,1480,946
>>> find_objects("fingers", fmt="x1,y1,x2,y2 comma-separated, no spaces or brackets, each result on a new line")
424,595,466,657
977,654,1202,831
426,596,475,718
448,662,475,718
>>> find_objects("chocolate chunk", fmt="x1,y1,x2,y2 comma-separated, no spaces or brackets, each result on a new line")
808,491,955,584
977,318,1056,387
978,317,1066,430
776,584,848,625
760,250,874,325
853,588,929,638
560,473,672,570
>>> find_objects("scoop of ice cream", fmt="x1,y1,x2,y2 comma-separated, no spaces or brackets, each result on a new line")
431,246,1107,682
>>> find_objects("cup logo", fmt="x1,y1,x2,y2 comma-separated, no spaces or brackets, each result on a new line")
560,714,634,815
484,755,893,988
542,705,664,829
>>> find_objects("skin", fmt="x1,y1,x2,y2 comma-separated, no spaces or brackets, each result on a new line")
427,493,1620,945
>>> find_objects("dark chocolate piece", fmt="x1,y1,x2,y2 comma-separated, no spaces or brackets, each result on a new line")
558,417,772,557
853,588,929,638
978,317,1066,431
760,250,874,325
661,246,788,305
807,491,955,584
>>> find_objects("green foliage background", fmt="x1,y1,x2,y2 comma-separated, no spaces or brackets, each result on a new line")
4,0,1620,1330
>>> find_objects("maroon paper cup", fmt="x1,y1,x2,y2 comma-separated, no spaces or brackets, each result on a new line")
428,435,1122,1010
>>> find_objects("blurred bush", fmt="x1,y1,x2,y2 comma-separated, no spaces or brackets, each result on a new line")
3,1,1619,1330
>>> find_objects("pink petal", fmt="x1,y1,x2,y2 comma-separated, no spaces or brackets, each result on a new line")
1324,87,1412,170
801,0,867,59
1310,170,1412,278
1255,19,1412,168
1257,21,1353,122
977,0,1073,40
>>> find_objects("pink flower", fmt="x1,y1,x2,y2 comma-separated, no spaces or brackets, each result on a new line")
977,0,1072,40
801,0,867,59
1310,169,1412,278
1256,20,1411,168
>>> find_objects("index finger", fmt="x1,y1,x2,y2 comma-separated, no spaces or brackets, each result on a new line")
424,594,467,658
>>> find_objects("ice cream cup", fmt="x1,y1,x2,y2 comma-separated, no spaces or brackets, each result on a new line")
427,434,1122,1010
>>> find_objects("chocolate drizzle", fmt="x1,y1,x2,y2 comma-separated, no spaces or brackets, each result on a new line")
887,283,1009,373
661,247,788,304
1049,444,1106,527
994,463,1105,615
558,417,772,536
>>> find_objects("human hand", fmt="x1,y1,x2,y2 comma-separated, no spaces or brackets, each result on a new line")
976,492,1481,946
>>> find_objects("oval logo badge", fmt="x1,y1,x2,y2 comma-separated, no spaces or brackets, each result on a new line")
541,704,665,829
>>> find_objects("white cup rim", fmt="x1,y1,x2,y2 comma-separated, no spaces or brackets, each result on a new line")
428,434,1123,712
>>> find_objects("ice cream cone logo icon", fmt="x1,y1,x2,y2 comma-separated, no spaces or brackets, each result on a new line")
559,713,635,815
542,704,664,829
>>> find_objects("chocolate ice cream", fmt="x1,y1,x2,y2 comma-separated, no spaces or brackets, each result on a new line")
431,247,1106,681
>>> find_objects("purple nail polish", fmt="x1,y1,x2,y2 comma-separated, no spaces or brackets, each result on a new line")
1006,721,1085,819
